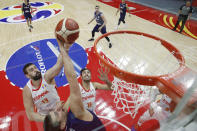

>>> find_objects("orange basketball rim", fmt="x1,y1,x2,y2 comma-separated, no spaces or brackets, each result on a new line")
93,30,197,106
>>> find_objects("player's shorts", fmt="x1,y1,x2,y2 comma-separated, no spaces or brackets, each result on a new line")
24,12,32,19
92,24,107,34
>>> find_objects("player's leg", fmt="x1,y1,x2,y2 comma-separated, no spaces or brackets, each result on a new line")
88,25,99,41
117,13,126,29
26,18,32,32
26,19,30,27
101,26,112,48
24,13,31,32
29,13,33,29
118,18,121,26
121,13,126,24
24,13,30,27
116,13,123,29
173,16,182,31
121,14,127,28
179,17,187,33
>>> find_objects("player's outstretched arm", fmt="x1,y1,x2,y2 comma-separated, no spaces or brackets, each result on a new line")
57,38,86,118
23,86,45,122
44,54,63,84
93,67,112,90
88,17,95,24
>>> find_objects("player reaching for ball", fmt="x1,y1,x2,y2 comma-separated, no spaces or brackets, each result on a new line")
79,67,112,111
55,18,112,112
22,56,63,122
88,5,112,48
43,18,106,130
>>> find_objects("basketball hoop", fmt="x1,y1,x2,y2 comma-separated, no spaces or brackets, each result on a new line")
93,30,197,123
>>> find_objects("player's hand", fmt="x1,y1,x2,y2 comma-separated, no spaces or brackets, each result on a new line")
98,67,110,82
55,35,70,52
55,101,65,111
56,35,64,48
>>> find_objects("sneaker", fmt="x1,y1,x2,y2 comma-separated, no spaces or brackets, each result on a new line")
29,28,31,32
30,25,33,29
109,43,112,48
88,38,94,41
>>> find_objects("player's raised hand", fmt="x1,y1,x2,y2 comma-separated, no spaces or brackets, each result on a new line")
98,67,110,82
56,34,70,52
55,101,65,111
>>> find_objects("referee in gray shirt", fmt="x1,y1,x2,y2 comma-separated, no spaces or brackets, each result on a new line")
172,0,193,33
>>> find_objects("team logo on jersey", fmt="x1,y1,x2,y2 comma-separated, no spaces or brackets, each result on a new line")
42,84,47,89
0,2,64,23
6,39,88,89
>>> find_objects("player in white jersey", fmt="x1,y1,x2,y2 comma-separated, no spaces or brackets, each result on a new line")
79,67,112,111
43,36,106,131
136,87,176,129
22,54,64,122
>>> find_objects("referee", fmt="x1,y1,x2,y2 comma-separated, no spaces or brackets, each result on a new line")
172,0,193,33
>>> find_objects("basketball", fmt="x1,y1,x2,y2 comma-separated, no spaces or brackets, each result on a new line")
55,18,80,44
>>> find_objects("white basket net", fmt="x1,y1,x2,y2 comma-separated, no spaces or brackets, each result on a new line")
111,76,154,118
98,49,159,119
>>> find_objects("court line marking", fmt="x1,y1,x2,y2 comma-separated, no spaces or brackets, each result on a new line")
47,41,81,75
0,28,93,47
97,114,131,131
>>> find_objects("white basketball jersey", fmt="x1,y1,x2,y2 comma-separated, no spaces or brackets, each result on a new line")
157,94,172,112
79,82,96,111
138,94,172,125
27,76,60,115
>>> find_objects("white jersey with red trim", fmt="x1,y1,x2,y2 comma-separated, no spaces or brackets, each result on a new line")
27,75,60,115
157,94,172,112
138,91,172,125
79,82,96,111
